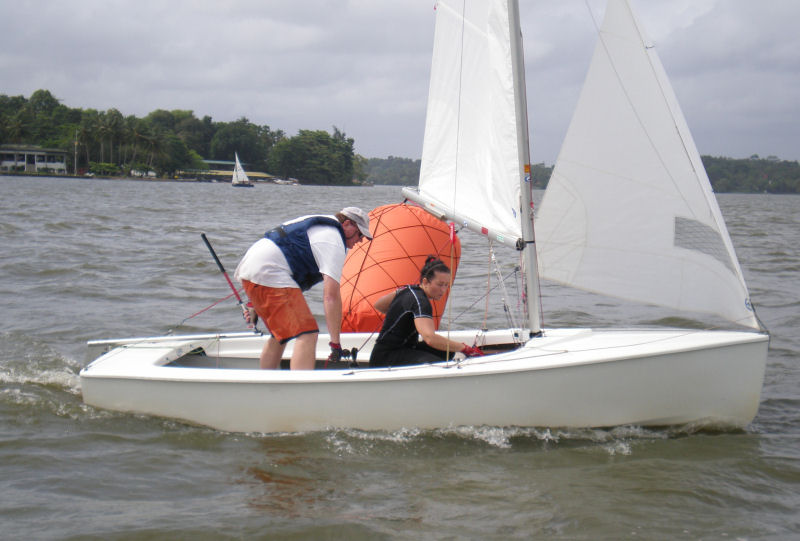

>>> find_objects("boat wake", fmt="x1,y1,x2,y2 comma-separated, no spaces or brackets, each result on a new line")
268,423,742,457
0,332,81,392
0,332,92,423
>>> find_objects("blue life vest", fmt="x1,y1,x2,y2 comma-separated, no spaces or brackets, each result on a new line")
265,216,346,291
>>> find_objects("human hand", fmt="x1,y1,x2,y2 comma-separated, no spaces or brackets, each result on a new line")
242,302,258,327
460,344,484,357
328,341,344,363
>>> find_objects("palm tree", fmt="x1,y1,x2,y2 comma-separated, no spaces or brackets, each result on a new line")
133,121,154,167
106,108,124,165
120,115,138,165
6,112,29,144
97,111,110,163
78,110,99,167
146,129,167,170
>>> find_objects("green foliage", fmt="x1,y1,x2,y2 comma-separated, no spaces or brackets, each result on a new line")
527,159,800,194
364,156,421,185
187,149,208,170
268,127,355,185
0,89,289,179
702,155,800,194
362,158,555,188
530,163,553,188
210,117,262,165
88,161,120,176
3,89,799,193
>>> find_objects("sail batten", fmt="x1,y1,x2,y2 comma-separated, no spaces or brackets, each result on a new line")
536,0,758,329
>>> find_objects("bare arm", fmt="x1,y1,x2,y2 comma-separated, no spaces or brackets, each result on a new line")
414,317,466,353
373,289,398,314
322,274,342,344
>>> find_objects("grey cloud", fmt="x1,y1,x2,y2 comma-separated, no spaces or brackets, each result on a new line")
1,0,798,162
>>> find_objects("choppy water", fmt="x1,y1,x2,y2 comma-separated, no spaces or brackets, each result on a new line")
1,176,798,540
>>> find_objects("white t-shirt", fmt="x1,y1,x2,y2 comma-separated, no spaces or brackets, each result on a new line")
234,216,346,288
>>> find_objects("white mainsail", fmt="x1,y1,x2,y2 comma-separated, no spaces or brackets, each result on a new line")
232,152,250,185
536,0,759,329
409,0,523,247
403,0,540,332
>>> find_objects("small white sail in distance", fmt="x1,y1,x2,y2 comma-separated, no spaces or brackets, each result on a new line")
232,152,250,185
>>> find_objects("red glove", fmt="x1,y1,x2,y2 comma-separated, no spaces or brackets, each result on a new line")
461,344,484,357
328,342,344,363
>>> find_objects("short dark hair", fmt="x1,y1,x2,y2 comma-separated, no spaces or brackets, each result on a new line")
420,256,450,282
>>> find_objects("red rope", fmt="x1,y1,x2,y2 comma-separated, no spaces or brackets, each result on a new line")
180,291,238,323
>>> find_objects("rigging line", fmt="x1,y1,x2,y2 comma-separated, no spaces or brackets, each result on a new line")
451,0,467,213
452,266,520,323
492,246,519,331
168,290,240,333
445,222,456,358
483,239,493,331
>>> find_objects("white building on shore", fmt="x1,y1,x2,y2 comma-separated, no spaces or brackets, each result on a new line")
0,144,68,174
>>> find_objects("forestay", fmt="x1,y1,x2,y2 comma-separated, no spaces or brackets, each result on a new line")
535,0,759,329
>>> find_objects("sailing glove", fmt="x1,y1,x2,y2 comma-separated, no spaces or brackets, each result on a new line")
328,342,344,363
460,345,485,357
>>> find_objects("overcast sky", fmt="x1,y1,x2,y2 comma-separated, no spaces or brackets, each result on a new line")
2,0,798,164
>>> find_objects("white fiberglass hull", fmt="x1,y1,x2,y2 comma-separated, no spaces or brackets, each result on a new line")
80,328,768,433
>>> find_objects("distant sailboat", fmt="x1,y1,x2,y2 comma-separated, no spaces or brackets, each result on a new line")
231,152,253,187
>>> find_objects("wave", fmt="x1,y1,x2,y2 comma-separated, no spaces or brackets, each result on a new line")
235,421,747,457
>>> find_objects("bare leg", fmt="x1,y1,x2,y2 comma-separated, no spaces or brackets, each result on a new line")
290,332,318,370
260,336,286,369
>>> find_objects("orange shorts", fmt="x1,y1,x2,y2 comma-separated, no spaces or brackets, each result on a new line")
241,280,318,344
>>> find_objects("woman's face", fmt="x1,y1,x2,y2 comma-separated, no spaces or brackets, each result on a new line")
421,270,451,301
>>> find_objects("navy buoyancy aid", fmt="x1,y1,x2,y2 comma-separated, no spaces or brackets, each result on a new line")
265,216,347,291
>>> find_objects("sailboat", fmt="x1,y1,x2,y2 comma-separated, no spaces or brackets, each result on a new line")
231,152,253,187
79,0,768,433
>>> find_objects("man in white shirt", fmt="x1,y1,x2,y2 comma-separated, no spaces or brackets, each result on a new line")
235,207,371,369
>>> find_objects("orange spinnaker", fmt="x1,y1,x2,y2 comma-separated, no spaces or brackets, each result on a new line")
340,203,461,333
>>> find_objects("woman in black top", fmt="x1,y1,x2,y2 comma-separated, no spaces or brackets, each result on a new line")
369,257,483,367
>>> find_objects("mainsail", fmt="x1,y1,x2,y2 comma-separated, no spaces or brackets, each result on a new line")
403,0,539,332
407,0,523,247
536,0,759,329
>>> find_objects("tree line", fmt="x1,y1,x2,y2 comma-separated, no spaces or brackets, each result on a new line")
363,156,555,187
3,90,799,192
0,89,359,185
701,155,800,194
530,156,800,194
363,155,800,194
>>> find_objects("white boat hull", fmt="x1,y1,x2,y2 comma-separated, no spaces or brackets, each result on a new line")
80,328,768,433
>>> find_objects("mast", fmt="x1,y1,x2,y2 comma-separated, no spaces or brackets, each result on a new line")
508,0,542,335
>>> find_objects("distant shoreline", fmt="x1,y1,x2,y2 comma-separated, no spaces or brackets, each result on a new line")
0,171,215,183
0,172,380,187
2,171,795,194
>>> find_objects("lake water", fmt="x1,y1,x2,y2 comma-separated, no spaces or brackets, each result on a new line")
1,176,798,539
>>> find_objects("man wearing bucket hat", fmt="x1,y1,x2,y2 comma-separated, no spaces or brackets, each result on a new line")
235,207,371,370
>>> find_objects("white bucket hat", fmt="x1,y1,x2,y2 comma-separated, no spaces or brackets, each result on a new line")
340,207,372,239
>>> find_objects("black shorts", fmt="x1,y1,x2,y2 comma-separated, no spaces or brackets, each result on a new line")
369,341,453,367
